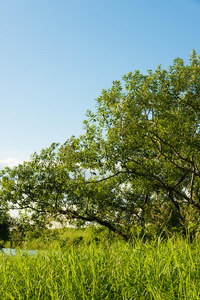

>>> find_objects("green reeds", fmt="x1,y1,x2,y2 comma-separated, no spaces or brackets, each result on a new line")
0,237,200,299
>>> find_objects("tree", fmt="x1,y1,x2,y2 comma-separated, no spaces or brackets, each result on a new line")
81,50,200,232
1,50,200,240
0,211,10,242
0,141,129,240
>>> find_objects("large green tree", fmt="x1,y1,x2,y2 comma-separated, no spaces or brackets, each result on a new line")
1,51,200,240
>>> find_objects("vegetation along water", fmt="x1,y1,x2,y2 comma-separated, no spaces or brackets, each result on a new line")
1,236,200,300
1,51,200,299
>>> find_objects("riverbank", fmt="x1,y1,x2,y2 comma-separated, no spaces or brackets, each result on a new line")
1,237,200,299
2,226,94,250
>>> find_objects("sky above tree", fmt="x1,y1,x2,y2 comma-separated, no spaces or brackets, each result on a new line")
0,0,200,169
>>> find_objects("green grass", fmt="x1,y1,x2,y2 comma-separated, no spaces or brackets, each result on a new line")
1,237,200,299
4,227,93,250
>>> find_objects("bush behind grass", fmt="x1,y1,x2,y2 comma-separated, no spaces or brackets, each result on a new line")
4,227,90,250
4,225,127,250
1,236,200,299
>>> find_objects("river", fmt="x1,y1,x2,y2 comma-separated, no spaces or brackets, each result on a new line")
1,248,39,255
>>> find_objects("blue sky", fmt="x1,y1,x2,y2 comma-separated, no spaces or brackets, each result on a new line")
0,0,200,169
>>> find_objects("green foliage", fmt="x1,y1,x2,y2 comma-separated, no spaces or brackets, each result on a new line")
0,212,10,243
4,227,90,250
1,237,200,299
1,50,200,239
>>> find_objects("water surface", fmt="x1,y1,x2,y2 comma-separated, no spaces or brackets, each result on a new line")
1,248,38,255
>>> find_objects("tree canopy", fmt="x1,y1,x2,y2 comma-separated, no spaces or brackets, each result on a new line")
1,50,200,240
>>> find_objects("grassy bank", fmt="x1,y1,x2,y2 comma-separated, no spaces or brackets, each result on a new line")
3,227,95,250
3,225,128,250
1,237,200,299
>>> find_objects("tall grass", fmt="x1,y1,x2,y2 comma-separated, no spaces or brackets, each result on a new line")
3,227,92,250
1,236,200,299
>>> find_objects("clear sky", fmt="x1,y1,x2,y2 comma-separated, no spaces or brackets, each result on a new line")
0,0,200,169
